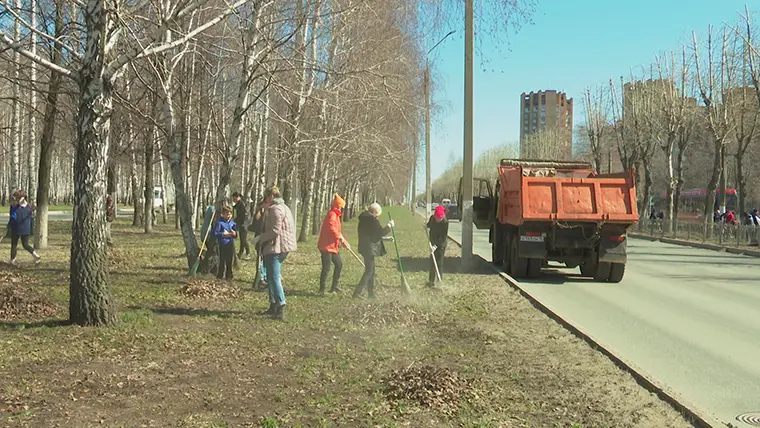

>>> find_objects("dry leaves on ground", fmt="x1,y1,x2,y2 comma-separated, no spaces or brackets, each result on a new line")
382,365,475,415
344,300,430,327
179,279,241,300
108,247,137,270
0,269,59,320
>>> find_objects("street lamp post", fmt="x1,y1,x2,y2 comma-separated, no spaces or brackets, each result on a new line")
461,0,474,268
425,30,455,220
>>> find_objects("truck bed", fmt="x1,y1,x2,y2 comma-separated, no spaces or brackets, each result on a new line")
497,162,639,225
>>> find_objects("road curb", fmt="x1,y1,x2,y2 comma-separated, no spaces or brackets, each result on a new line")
446,233,723,428
630,233,760,258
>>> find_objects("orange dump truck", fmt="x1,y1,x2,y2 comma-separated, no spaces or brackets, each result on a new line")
463,159,639,282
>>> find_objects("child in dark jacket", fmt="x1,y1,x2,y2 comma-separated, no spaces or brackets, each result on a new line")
425,205,449,286
7,190,41,266
213,206,238,281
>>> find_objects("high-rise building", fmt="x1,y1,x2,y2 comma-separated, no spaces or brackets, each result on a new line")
519,90,573,160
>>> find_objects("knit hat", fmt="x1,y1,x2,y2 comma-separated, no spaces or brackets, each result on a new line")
434,205,446,219
332,194,346,209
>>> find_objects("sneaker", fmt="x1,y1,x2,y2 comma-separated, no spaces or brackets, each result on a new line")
33,252,41,265
9,259,17,267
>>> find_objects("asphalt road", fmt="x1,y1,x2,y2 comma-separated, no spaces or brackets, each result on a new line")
444,218,760,428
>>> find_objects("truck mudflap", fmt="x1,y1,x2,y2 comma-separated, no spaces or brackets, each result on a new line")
598,233,628,264
517,228,547,259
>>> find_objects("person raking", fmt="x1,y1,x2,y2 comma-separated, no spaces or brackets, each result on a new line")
425,205,448,287
317,194,348,295
353,203,393,299
213,206,238,281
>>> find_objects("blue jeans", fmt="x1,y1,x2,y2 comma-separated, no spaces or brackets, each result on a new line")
264,253,288,306
258,257,267,282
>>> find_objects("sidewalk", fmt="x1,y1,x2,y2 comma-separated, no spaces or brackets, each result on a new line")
631,220,760,257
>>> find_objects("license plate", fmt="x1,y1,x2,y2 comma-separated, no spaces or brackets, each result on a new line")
520,235,544,242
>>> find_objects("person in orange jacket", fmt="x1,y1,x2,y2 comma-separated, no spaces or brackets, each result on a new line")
317,194,349,294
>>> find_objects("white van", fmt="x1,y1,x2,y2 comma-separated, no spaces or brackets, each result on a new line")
153,187,163,209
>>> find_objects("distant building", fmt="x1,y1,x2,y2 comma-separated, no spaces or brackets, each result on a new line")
519,90,573,159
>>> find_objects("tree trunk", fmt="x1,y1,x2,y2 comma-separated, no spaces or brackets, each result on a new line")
703,141,723,227
34,0,64,249
298,147,319,242
9,0,21,192
664,144,675,234
159,150,168,224
144,128,155,234
28,0,38,201
737,151,746,216
69,12,117,325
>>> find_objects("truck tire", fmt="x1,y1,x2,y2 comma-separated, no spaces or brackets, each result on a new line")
509,236,528,278
608,263,626,283
594,262,612,282
527,258,542,278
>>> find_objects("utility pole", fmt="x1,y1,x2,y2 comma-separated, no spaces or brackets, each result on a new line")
461,0,474,268
425,30,455,220
425,64,431,219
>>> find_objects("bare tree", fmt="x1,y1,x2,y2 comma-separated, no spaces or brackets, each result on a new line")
581,85,607,172
693,26,735,224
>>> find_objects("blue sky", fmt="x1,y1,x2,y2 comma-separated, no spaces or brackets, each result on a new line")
422,0,755,187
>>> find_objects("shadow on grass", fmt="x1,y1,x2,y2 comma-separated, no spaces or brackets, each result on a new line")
131,305,245,318
0,319,71,330
398,256,492,275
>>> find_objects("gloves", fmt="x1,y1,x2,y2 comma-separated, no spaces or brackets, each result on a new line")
430,244,437,252
340,236,350,249
387,220,395,228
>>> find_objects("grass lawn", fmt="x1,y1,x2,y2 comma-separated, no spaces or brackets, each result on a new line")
0,207,690,427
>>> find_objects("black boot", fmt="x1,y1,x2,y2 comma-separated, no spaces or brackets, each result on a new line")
260,303,276,316
271,304,285,321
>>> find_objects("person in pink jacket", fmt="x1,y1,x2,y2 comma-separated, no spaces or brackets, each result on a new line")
253,185,297,320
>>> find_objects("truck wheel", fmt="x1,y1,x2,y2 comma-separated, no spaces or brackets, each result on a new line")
509,236,528,278
608,263,626,283
527,258,542,278
492,233,504,266
594,262,612,282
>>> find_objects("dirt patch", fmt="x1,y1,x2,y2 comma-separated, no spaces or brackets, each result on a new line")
179,279,241,300
342,300,430,327
383,364,475,415
0,269,59,320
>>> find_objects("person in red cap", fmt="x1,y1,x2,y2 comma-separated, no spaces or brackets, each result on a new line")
425,205,449,287
317,194,349,294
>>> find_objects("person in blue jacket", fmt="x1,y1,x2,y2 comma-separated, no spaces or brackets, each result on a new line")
213,205,238,281
7,190,41,266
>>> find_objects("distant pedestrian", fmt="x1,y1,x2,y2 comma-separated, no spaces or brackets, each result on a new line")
106,194,115,246
232,192,251,260
253,185,297,320
7,190,41,266
213,206,238,281
425,205,448,287
317,194,348,294
353,203,393,299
